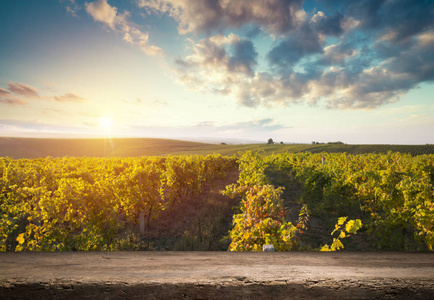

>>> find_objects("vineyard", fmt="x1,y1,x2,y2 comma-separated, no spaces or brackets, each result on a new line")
0,155,237,251
229,151,434,251
1,137,434,158
1,151,433,252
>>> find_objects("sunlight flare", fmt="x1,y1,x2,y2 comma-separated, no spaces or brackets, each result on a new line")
99,116,112,130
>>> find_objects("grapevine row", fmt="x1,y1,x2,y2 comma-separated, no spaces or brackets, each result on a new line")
264,151,434,250
227,151,433,251
0,154,237,251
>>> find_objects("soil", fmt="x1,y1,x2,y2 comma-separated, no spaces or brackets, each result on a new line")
2,159,432,299
139,169,241,251
1,252,433,299
271,169,377,251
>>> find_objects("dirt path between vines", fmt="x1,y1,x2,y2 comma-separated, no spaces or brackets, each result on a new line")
1,252,433,299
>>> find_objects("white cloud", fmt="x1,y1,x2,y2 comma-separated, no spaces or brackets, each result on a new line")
85,0,117,29
141,0,434,111
321,42,356,66
175,33,258,95
85,0,162,55
139,0,305,35
417,30,434,48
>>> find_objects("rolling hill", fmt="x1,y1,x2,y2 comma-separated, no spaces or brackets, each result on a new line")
0,137,433,158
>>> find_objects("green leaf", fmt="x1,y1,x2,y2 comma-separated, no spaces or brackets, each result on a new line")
345,219,362,234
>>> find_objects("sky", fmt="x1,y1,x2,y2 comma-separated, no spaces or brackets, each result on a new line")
0,0,433,144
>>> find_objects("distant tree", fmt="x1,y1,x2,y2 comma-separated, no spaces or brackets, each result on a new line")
312,141,316,145
267,138,274,144
280,141,283,144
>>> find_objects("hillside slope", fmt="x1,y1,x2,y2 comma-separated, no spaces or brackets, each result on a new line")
0,137,218,158
1,137,433,158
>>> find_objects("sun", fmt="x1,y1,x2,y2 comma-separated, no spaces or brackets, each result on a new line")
99,116,112,130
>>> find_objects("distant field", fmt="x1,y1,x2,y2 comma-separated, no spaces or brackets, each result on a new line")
0,137,433,158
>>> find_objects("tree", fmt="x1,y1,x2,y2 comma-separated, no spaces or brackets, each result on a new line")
267,138,274,144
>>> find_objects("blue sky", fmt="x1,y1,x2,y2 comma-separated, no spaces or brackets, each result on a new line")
0,0,433,144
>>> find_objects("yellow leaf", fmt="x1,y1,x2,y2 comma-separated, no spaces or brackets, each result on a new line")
331,238,344,251
337,216,347,225
346,219,362,234
16,233,25,245
320,244,330,251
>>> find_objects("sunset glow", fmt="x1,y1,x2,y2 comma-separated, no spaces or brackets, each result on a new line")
99,116,112,130
0,0,433,144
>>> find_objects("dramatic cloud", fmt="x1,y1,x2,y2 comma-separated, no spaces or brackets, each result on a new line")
53,93,87,103
139,0,305,35
236,72,312,107
347,0,433,44
174,34,258,94
85,0,162,55
319,42,356,66
267,24,324,69
311,11,346,37
229,39,258,75
159,0,434,110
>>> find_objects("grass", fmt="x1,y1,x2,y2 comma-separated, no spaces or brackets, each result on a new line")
1,137,433,158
